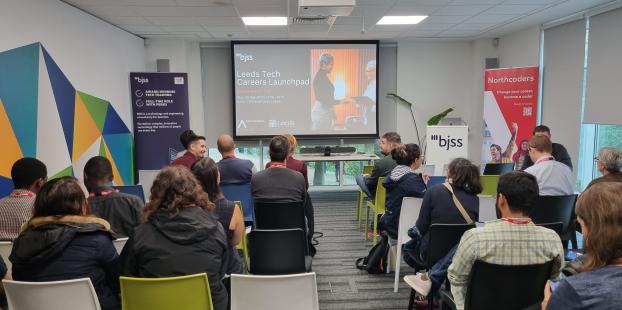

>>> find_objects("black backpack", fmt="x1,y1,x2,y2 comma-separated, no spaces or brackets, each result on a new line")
355,233,390,274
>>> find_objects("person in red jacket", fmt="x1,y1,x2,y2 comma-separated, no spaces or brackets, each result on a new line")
170,129,206,169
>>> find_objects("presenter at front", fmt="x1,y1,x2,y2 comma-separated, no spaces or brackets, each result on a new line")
311,53,352,131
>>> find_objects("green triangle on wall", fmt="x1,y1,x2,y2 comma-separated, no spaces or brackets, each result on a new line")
99,138,107,156
50,166,73,179
77,91,109,132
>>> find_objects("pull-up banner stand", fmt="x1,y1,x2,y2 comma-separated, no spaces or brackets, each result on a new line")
130,72,189,172
425,125,469,175
482,67,539,166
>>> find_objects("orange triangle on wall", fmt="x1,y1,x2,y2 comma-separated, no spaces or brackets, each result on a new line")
72,92,101,163
0,99,24,178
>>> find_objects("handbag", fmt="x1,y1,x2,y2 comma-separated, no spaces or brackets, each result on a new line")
442,182,474,225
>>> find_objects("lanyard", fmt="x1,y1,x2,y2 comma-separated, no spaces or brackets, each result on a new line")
270,162,287,168
501,218,532,225
88,189,119,198
535,156,555,164
10,191,34,198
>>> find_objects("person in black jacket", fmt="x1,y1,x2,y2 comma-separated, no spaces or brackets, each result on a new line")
121,165,229,310
10,177,120,310
402,158,482,298
84,156,143,238
520,125,573,171
380,143,428,240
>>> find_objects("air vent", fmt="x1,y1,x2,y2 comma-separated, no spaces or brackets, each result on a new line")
291,16,337,25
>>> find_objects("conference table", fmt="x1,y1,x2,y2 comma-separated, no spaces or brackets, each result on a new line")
298,153,379,187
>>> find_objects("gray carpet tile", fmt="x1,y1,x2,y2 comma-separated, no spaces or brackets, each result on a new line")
310,191,414,310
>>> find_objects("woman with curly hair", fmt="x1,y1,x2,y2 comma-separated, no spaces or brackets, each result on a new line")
121,165,228,310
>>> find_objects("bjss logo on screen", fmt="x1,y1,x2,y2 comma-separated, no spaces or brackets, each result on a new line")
431,135,464,150
236,53,254,62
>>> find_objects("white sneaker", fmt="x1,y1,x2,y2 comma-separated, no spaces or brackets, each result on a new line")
404,272,432,297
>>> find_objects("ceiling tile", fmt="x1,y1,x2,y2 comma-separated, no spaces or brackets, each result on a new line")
372,25,413,32
399,29,444,38
195,16,244,25
395,0,451,5
329,24,363,32
79,5,140,16
160,25,206,32
144,16,199,25
125,0,177,4
358,0,398,6
486,4,543,15
503,0,559,4
201,25,247,32
101,15,152,25
246,25,290,32
236,5,288,16
208,31,249,39
453,23,496,30
422,15,471,24
120,25,163,33
232,0,286,5
333,16,364,25
449,0,504,4
437,29,482,37
133,6,238,17
385,5,443,15
410,23,456,31
463,14,518,23
288,24,330,32
434,5,492,16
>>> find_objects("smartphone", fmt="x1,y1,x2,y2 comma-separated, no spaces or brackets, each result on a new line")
550,280,559,291
565,250,579,261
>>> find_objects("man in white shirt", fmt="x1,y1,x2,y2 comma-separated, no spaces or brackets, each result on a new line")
525,135,575,195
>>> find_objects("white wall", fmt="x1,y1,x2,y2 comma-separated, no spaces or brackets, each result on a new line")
144,39,205,135
498,26,541,68
0,0,145,128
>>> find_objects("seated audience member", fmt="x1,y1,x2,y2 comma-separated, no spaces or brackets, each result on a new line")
513,139,530,169
525,135,575,195
252,135,306,204
170,129,206,169
489,122,518,164
266,134,309,188
252,136,315,254
585,147,622,189
84,156,143,237
121,166,228,310
10,177,120,310
216,134,256,185
0,158,47,241
542,182,622,310
380,143,428,240
521,125,573,171
355,132,401,198
448,171,564,310
192,157,244,274
403,158,482,297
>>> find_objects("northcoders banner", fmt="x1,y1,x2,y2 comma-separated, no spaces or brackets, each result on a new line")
482,67,539,167
130,72,190,171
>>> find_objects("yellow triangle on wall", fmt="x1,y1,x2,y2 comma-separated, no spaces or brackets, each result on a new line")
72,92,101,163
0,99,24,178
102,138,124,185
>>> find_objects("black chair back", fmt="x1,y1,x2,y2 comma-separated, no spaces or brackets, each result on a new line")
464,260,554,310
113,185,145,203
254,201,306,233
483,163,515,175
248,229,306,275
535,222,563,238
530,195,577,236
427,224,475,267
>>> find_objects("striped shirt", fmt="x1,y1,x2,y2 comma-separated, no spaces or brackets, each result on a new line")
448,218,564,310
0,189,36,241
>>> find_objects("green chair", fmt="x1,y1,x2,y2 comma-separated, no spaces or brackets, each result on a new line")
120,273,213,310
480,175,500,196
357,165,374,229
234,201,251,273
366,176,387,245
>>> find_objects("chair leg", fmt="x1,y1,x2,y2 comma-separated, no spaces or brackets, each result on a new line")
571,231,578,250
365,205,370,241
407,289,416,310
394,244,402,292
357,192,363,229
373,214,378,245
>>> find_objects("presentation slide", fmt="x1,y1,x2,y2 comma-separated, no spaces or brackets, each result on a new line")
232,41,378,138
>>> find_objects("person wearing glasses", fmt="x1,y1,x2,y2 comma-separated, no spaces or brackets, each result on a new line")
524,135,575,195
585,147,622,190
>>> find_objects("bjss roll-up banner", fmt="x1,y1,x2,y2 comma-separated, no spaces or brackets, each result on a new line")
482,67,539,167
130,73,190,171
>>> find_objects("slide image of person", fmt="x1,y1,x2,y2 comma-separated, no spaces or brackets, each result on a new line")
489,122,518,163
311,53,354,131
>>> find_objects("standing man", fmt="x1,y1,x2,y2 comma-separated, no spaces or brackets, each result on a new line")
216,134,256,185
355,132,401,198
0,158,47,240
521,125,572,171
170,129,206,169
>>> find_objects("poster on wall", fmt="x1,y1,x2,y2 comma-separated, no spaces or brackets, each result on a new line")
130,72,189,171
482,66,539,167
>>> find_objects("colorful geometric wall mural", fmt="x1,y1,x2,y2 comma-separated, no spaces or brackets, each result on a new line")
0,42,133,197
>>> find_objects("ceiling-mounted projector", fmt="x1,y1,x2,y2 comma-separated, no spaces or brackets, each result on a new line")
298,0,355,17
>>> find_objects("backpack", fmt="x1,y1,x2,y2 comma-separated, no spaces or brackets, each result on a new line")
355,233,390,274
